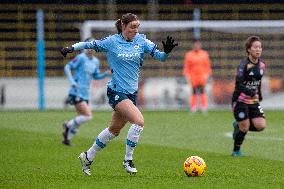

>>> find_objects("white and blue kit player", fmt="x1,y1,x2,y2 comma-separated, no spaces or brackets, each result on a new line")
62,48,110,146
61,13,178,176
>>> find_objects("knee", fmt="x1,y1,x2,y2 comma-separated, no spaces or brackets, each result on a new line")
108,127,120,136
240,127,249,133
134,117,144,127
253,119,266,131
238,123,250,133
256,124,266,131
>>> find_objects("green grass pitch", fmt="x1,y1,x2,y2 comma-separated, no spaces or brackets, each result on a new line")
0,110,283,188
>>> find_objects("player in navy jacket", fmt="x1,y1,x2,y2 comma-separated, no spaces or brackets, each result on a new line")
231,36,266,157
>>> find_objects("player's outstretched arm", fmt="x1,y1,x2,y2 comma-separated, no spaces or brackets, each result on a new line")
162,36,178,54
60,41,94,57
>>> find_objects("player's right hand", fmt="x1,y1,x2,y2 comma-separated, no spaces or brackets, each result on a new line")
60,46,74,57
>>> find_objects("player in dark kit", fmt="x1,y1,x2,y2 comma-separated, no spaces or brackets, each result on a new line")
231,36,266,157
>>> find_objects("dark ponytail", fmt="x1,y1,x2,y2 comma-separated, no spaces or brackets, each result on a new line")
115,19,122,33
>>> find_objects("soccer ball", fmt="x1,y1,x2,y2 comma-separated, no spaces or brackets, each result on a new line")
183,156,207,177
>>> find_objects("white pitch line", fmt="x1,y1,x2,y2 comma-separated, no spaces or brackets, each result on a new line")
224,132,284,142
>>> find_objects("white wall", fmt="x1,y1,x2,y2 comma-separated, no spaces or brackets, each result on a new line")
0,77,282,110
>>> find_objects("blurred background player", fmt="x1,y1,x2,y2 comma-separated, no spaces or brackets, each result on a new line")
62,38,111,146
231,36,266,157
60,13,178,175
183,39,212,113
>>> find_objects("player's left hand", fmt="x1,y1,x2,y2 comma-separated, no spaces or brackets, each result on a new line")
162,36,178,54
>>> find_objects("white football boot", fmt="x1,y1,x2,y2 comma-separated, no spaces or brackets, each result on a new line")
123,160,137,174
78,152,93,176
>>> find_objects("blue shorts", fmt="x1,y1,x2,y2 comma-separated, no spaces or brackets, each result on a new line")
66,95,88,105
107,87,137,110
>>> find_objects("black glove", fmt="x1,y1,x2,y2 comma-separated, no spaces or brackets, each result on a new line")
60,46,74,57
162,36,178,54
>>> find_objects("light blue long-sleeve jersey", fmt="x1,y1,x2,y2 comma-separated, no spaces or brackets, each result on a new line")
64,52,108,100
72,33,168,94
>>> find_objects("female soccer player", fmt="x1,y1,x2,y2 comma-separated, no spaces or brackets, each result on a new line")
231,36,266,157
60,13,178,175
62,38,111,146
